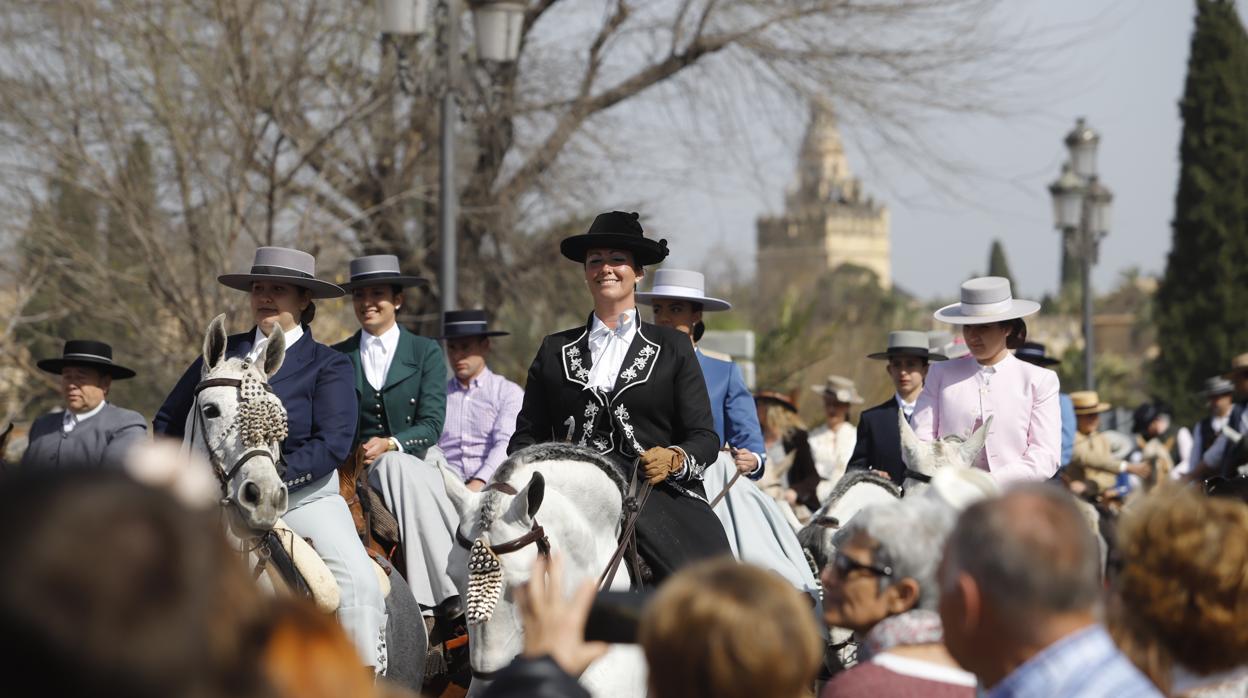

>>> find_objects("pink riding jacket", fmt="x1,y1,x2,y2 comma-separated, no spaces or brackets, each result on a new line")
911,353,1061,485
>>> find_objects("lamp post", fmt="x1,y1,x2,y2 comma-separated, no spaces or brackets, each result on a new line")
1048,117,1113,390
379,0,523,316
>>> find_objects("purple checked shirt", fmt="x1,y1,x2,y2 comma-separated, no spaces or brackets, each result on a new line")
438,365,525,483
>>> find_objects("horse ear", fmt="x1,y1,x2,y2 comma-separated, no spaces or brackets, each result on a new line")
522,471,546,521
203,314,228,373
959,416,992,466
431,449,479,517
899,408,926,469
261,327,286,378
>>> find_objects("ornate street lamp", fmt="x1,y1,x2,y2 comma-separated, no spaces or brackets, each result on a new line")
1048,118,1112,391
379,0,523,315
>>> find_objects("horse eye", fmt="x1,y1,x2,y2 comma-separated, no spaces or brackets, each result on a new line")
202,404,221,419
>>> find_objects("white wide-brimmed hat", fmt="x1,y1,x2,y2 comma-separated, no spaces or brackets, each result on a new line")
634,269,731,311
933,277,1040,325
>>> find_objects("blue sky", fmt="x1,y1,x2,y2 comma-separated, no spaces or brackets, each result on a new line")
621,1,1240,302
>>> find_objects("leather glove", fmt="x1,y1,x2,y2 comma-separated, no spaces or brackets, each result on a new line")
641,447,684,485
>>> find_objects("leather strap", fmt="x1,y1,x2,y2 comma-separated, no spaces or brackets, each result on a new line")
904,468,932,484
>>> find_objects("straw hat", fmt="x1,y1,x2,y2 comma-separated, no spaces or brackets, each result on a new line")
810,375,864,404
1070,391,1112,416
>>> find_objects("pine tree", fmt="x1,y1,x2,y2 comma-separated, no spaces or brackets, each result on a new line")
987,239,1017,292
1153,0,1248,425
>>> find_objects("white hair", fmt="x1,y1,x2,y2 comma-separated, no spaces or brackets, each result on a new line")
833,496,959,610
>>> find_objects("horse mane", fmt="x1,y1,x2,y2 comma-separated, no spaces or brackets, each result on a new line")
816,469,901,515
478,442,626,531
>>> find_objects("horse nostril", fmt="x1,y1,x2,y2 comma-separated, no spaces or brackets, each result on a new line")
242,481,261,505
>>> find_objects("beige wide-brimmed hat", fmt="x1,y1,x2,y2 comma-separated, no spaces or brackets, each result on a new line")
933,277,1040,325
1224,353,1248,379
810,375,864,404
218,246,345,299
1071,391,1112,416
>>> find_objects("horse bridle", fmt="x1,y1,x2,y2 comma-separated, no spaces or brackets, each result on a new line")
191,377,282,497
454,481,552,558
454,481,551,682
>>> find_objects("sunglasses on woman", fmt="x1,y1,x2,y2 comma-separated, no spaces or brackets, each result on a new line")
832,550,893,579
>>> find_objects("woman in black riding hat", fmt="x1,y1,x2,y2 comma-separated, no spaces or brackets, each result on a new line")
508,211,731,586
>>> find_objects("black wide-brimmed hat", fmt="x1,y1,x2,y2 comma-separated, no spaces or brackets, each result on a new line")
559,211,669,266
37,340,136,380
218,246,345,299
339,254,428,292
1015,341,1060,367
867,330,947,362
439,309,509,339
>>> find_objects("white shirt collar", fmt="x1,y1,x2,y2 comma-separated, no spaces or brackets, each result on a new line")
63,400,107,431
589,308,637,342
895,393,917,410
363,322,400,352
252,323,305,351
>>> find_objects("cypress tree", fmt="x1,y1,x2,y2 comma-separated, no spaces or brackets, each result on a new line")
987,239,1017,292
1153,0,1248,425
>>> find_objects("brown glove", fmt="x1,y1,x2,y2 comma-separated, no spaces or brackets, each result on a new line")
641,447,685,485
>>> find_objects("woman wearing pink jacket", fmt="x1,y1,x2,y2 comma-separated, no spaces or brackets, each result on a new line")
911,277,1061,485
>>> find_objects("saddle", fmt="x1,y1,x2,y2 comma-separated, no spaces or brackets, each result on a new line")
339,444,406,576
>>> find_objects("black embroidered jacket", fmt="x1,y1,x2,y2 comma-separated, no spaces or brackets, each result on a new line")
508,315,719,492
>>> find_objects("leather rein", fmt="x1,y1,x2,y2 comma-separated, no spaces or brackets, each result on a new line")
191,377,281,497
453,481,552,558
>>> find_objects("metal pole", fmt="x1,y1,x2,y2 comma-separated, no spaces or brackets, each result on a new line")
439,90,457,314
438,0,459,315
1079,203,1095,391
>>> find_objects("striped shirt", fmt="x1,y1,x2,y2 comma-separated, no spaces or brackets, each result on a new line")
986,625,1161,698
438,366,524,483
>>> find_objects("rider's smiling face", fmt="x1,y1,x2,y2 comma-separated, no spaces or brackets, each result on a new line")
352,284,403,336
584,248,641,305
250,281,308,335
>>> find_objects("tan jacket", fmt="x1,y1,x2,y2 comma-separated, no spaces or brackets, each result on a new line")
1068,430,1121,492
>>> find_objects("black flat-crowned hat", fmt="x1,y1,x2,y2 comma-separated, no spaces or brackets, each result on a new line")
867,330,947,362
559,211,669,266
1015,341,1060,367
37,340,136,380
440,309,509,339
218,246,345,299
339,254,428,292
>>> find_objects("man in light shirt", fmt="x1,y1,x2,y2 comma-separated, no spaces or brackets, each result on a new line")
436,310,523,491
22,340,147,469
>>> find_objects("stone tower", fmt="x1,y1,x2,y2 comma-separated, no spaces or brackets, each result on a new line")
756,107,891,299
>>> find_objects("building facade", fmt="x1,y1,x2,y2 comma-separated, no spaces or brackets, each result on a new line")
756,107,891,299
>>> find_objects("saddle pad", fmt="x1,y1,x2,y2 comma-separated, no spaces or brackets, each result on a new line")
273,518,340,613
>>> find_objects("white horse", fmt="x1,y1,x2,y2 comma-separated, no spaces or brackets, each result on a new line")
898,410,991,495
186,314,426,689
436,443,646,698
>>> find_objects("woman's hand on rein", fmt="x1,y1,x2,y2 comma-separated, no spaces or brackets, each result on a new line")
517,553,608,679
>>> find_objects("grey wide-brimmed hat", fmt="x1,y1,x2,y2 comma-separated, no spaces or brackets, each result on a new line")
634,269,731,311
37,339,136,380
339,254,428,292
1200,375,1235,398
810,375,864,404
867,330,947,361
218,247,344,299
933,277,1040,325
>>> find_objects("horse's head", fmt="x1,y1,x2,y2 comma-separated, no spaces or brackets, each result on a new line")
437,443,624,687
192,314,289,533
899,409,991,480
799,470,901,572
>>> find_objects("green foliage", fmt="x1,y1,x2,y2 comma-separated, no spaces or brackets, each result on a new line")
1153,0,1248,426
987,239,1016,292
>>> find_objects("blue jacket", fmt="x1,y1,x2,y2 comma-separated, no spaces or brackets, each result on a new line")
153,327,358,492
1060,392,1076,466
696,349,766,480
